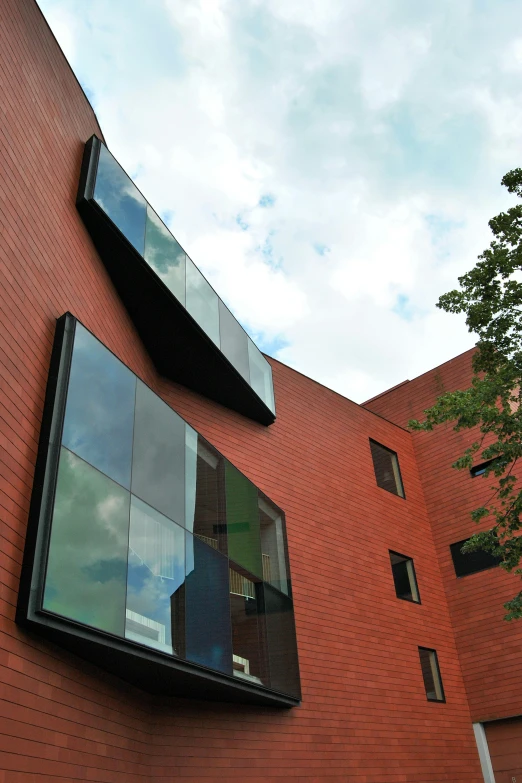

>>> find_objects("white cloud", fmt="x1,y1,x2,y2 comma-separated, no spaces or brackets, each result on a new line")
38,0,522,402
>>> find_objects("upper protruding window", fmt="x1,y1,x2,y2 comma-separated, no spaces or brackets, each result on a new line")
369,440,405,498
77,136,276,424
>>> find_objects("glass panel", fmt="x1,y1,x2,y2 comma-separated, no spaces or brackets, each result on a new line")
369,440,404,497
144,206,186,305
262,583,300,698
131,380,185,524
218,300,250,382
450,538,501,578
185,433,227,554
225,461,262,578
62,323,136,489
259,496,289,595
389,552,420,602
419,648,444,701
185,256,220,347
175,533,232,674
94,144,147,254
125,496,185,655
247,338,275,413
229,565,269,686
43,448,129,636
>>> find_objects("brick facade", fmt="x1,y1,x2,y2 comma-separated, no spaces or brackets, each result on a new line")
0,1,518,780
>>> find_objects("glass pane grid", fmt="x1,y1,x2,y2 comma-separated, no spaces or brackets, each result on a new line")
92,141,275,413
42,318,297,697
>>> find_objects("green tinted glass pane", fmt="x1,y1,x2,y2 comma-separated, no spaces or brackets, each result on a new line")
43,448,129,636
126,496,185,655
247,338,275,413
144,206,186,305
185,256,220,347
225,461,262,578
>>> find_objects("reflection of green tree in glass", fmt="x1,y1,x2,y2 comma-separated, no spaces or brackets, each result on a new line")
43,448,129,636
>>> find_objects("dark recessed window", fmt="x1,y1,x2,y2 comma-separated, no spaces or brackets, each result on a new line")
389,551,420,603
470,458,497,478
450,538,501,578
369,440,405,498
418,648,445,702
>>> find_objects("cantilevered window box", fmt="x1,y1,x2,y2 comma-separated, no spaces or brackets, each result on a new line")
76,136,275,425
17,314,300,707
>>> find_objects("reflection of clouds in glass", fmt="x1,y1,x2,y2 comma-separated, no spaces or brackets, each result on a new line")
43,448,129,636
62,323,136,488
129,495,185,580
186,256,220,346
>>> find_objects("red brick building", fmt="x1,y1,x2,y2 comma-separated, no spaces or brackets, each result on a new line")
0,2,520,781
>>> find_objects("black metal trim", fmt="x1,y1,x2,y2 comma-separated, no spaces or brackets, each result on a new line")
76,136,275,426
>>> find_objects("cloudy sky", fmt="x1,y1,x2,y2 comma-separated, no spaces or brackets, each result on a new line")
39,0,522,402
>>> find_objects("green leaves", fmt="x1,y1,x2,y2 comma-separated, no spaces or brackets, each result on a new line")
413,167,522,620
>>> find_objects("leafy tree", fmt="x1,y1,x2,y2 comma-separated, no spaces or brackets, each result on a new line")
409,168,522,620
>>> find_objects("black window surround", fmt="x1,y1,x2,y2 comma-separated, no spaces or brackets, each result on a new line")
418,647,445,703
369,440,405,498
76,135,275,426
389,551,421,603
470,458,497,478
450,537,502,578
16,313,300,708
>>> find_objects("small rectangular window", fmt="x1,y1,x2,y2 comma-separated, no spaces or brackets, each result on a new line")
389,551,420,603
450,538,501,578
418,648,445,702
470,458,497,478
369,440,405,498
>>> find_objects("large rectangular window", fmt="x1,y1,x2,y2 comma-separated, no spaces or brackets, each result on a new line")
20,314,300,706
369,440,405,498
418,648,445,702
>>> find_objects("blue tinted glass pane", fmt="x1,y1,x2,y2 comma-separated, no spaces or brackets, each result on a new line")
185,257,220,347
183,533,232,674
43,448,129,636
144,206,186,305
230,565,269,686
131,380,185,524
94,144,147,254
262,583,300,698
219,300,250,382
125,496,185,655
62,323,136,489
247,338,275,413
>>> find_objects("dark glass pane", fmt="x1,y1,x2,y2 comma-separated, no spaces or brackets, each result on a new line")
125,496,185,655
131,380,185,524
262,583,300,698
43,448,129,636
225,461,262,578
470,458,497,478
185,256,220,346
369,440,404,497
62,323,136,489
259,495,289,595
450,538,501,578
219,300,249,382
229,565,269,686
185,430,227,554
419,648,444,701
176,533,232,674
94,144,147,254
247,338,275,412
144,206,186,305
389,552,420,602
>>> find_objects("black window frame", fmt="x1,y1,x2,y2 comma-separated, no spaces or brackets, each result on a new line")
369,439,405,499
418,647,445,703
389,550,421,604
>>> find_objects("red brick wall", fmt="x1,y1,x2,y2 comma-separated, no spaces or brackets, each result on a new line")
0,1,484,780
365,351,522,723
